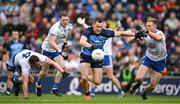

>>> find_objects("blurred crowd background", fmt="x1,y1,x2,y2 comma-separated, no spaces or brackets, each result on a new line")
0,0,179,77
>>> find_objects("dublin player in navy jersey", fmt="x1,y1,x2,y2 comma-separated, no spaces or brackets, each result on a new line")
79,17,145,100
4,29,26,95
77,17,125,97
128,17,167,100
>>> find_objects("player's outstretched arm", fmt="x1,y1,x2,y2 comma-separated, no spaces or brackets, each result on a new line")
45,57,65,73
22,75,29,98
114,30,135,37
128,37,137,44
148,31,163,41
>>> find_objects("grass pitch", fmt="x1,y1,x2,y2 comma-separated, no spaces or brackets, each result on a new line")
0,93,179,104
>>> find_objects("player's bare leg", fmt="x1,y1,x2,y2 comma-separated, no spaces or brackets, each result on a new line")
5,71,13,95
89,67,103,98
106,67,125,97
51,56,64,96
80,63,91,100
129,65,149,94
36,63,49,96
141,70,161,100
87,74,97,97
92,68,102,85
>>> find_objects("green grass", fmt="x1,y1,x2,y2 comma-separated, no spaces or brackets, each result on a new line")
0,93,179,104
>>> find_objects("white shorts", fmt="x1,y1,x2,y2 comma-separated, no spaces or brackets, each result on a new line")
103,55,113,68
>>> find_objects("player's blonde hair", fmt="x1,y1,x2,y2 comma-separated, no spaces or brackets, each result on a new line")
146,17,159,26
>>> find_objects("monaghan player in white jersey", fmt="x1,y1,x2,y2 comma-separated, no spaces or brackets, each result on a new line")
11,49,66,99
128,17,167,100
36,12,73,96
77,17,125,97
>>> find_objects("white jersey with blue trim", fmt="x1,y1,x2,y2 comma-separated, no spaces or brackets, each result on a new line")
103,38,112,55
14,50,47,76
42,21,73,52
143,30,167,61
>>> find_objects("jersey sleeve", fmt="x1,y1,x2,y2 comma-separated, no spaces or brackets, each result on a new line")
49,25,59,36
34,52,47,63
103,29,115,37
82,27,91,37
159,31,166,40
68,24,73,32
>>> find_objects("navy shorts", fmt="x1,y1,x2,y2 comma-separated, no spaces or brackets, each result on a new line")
80,53,103,68
42,50,60,60
7,64,16,72
142,56,166,73
7,56,16,72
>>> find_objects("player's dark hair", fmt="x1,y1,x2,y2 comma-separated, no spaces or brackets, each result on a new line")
29,55,39,65
93,17,105,23
146,17,159,26
60,12,69,18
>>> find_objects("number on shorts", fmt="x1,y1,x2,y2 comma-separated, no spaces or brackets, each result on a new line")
22,52,31,58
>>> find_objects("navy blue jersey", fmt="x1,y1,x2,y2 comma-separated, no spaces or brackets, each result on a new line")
81,27,115,56
7,41,26,67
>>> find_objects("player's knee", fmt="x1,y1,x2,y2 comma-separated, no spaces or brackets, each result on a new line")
107,74,113,80
81,75,88,80
29,79,34,84
93,81,101,85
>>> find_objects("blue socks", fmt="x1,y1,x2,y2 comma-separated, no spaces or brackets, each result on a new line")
91,87,95,94
118,88,123,94
52,83,59,89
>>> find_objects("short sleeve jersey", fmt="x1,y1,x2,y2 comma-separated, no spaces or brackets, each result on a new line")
81,27,115,56
7,40,26,66
41,21,73,52
142,29,167,61
14,50,47,75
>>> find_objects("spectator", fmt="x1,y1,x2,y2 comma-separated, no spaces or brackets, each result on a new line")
164,11,179,32
19,0,33,25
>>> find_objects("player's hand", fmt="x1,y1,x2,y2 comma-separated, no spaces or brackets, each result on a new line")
135,30,148,40
91,44,98,50
77,17,85,25
61,51,68,60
